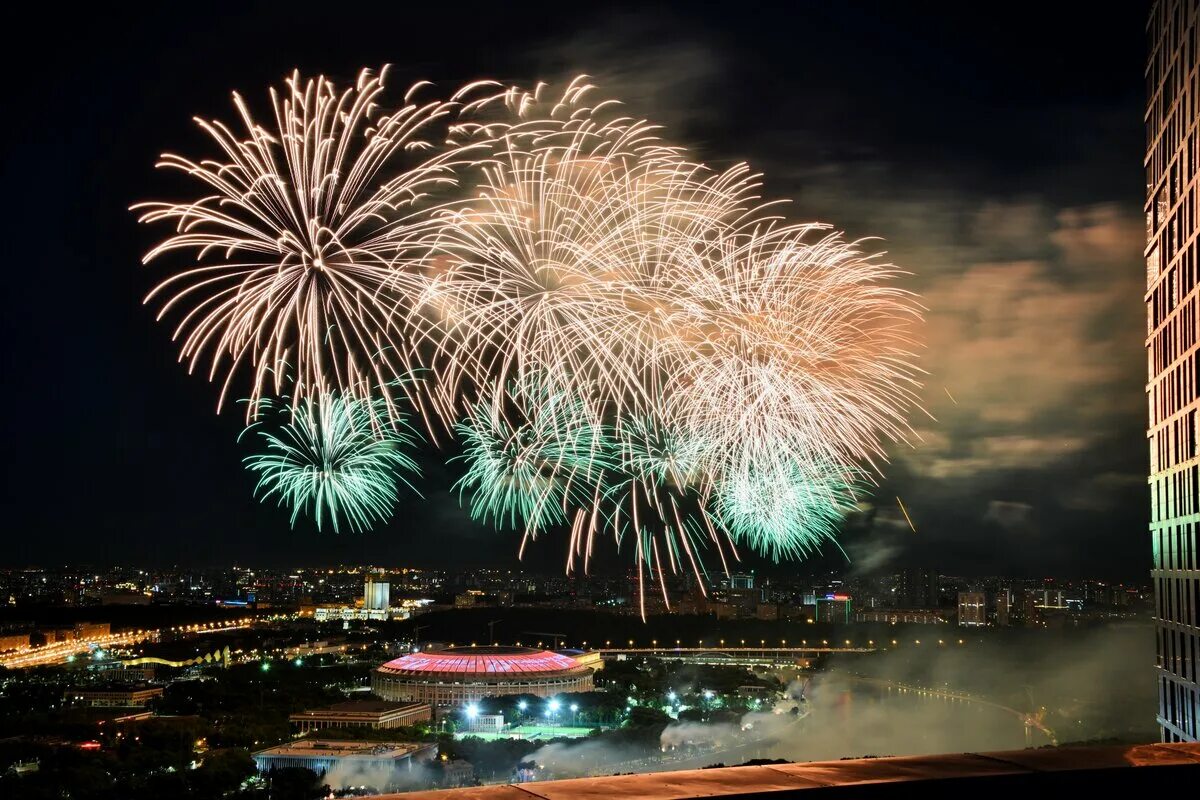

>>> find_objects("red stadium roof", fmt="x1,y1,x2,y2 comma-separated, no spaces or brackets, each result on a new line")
378,647,582,676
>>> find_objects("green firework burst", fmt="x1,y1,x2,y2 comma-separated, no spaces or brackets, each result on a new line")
244,393,422,533
714,458,857,561
452,384,610,534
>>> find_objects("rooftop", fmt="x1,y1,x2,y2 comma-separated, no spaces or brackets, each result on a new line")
254,740,433,760
293,700,426,715
384,742,1200,800
377,646,583,677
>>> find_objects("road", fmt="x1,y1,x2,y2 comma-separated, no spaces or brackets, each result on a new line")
0,617,255,670
600,646,875,667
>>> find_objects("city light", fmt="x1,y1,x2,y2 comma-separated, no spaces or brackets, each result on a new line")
518,700,528,711
465,703,479,719
548,699,561,712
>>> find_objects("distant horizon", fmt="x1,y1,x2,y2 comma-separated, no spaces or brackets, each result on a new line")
0,561,1152,585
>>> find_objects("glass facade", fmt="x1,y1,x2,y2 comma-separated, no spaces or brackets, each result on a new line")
1148,0,1200,742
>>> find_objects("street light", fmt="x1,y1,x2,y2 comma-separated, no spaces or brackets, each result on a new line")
667,690,677,702
465,703,479,719
518,700,528,712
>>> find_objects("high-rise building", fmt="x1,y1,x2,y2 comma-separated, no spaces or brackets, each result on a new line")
364,573,390,611
995,589,1012,627
816,594,852,624
730,572,755,590
1147,0,1200,742
897,567,939,609
957,591,986,627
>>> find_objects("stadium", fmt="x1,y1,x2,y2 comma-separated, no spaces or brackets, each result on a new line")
372,646,597,709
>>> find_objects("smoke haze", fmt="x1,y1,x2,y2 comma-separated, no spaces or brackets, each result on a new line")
518,625,1156,779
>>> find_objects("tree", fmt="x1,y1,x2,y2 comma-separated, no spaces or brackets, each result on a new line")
193,748,256,796
264,767,325,800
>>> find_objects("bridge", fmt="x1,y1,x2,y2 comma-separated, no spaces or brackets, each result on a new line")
598,645,875,666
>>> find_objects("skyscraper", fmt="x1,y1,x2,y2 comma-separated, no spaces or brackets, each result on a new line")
897,567,939,609
1147,0,1200,742
364,573,390,612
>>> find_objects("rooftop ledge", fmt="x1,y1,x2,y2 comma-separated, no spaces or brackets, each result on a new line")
385,743,1200,800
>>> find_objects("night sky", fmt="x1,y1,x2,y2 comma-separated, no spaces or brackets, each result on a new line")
1,3,1151,578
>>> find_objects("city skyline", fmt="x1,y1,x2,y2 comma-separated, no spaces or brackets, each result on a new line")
1,4,1150,579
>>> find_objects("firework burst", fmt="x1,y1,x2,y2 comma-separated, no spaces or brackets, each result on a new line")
411,83,759,423
713,456,860,561
659,223,922,482
139,70,923,612
452,379,610,536
244,393,422,534
136,66,476,420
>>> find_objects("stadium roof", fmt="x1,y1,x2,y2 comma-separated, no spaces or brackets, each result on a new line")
377,646,583,677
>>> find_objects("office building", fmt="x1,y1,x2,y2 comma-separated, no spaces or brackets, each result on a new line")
364,573,390,611
730,573,755,591
855,609,948,625
816,594,852,624
251,740,436,787
995,589,1012,626
898,568,939,609
63,685,163,707
1147,0,1200,741
957,591,986,627
289,701,431,733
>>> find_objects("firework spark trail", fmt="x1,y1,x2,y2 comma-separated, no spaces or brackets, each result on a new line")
243,393,422,534
135,67,484,422
896,496,918,532
600,417,732,618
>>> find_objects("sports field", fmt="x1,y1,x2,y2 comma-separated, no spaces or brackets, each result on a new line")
454,724,595,741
